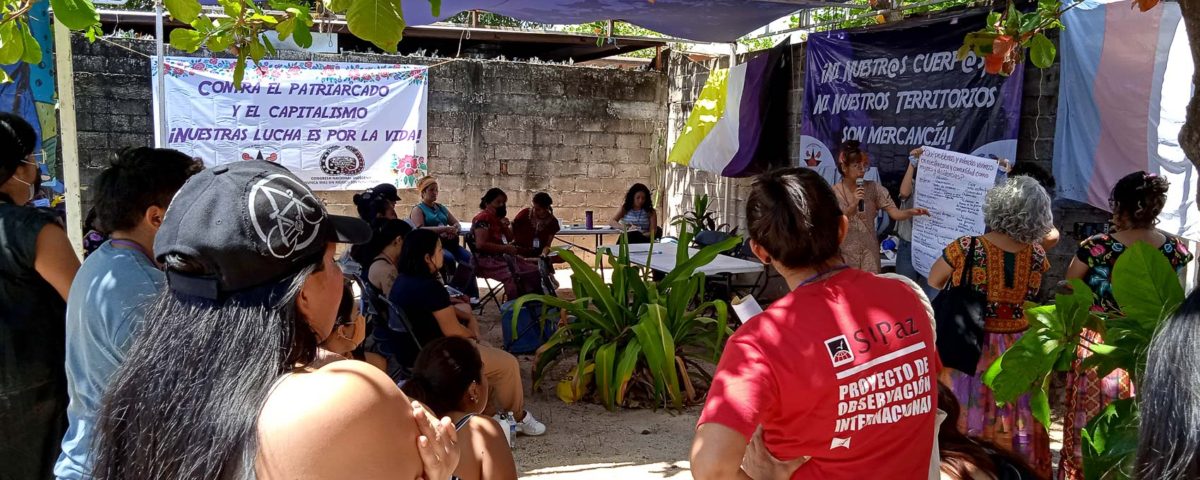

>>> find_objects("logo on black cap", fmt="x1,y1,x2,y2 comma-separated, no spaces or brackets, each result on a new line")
248,174,325,258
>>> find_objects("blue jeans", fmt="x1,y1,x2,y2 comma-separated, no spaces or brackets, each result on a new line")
443,243,479,298
896,238,938,301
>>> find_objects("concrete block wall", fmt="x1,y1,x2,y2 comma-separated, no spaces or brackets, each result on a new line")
67,36,667,236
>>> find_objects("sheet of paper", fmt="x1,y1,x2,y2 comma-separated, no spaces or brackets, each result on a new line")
911,147,998,277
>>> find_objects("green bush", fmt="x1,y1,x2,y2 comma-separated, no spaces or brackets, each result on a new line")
511,224,742,411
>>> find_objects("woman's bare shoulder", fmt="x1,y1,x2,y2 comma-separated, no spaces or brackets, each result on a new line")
256,361,421,479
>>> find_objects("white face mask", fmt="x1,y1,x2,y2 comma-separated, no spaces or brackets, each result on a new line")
10,159,36,203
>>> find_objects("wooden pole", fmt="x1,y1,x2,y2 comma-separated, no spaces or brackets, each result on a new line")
53,18,83,258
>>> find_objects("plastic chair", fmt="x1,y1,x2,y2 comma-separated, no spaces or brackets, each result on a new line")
463,230,505,315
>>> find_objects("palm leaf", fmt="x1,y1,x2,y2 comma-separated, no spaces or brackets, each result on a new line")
632,304,682,409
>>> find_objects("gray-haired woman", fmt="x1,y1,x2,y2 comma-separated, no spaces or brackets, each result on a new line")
926,175,1055,476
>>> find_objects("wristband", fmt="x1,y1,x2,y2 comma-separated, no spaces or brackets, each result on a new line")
908,155,919,167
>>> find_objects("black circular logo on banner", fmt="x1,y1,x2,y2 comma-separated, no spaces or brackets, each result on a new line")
319,145,366,176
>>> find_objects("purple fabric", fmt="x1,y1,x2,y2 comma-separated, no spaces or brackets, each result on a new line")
401,0,808,42
722,48,775,177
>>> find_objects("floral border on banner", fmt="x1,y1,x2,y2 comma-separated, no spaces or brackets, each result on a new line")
391,154,428,188
163,58,429,86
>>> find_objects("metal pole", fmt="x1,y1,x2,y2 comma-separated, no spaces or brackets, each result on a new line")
154,0,167,147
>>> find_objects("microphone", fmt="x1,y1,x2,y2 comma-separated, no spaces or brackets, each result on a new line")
856,178,865,212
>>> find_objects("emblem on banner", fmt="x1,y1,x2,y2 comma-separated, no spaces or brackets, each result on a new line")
824,335,855,368
242,147,280,163
319,145,366,176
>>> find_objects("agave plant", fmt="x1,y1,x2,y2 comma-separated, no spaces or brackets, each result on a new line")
672,194,735,237
510,224,742,411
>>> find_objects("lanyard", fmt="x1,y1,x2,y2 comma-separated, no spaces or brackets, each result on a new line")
110,239,155,264
798,264,849,287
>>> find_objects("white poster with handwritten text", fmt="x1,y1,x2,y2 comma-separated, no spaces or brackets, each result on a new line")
911,147,998,277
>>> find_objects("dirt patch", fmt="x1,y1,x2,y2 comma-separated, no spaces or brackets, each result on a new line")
475,300,700,479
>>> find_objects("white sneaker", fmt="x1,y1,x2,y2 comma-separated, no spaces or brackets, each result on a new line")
516,410,546,436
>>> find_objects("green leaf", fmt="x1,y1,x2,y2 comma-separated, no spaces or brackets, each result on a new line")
218,0,243,18
428,0,441,17
632,305,681,409
1019,12,1041,33
206,33,235,52
292,22,313,48
17,22,40,65
1082,398,1139,480
594,341,618,410
0,22,24,65
247,38,266,63
275,18,296,40
49,0,101,30
324,0,350,14
1112,241,1185,327
1030,380,1051,430
250,13,279,24
986,11,1001,27
346,0,406,53
614,339,643,405
169,28,205,52
262,35,277,57
1005,3,1020,32
232,49,247,89
165,0,202,23
1028,33,1056,69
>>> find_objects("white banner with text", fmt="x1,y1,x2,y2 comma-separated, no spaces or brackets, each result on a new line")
152,57,428,190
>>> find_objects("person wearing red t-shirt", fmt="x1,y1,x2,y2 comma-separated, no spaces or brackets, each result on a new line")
471,188,542,299
691,167,940,480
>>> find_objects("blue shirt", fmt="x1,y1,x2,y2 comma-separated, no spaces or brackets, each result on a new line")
55,241,164,480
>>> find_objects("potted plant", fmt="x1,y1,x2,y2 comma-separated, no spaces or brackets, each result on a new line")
510,224,743,411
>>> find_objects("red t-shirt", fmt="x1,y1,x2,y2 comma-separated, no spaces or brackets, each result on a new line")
698,269,939,480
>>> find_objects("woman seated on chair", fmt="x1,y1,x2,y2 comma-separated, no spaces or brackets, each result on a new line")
472,188,544,300
410,176,479,299
611,183,661,244
512,192,560,258
390,229,547,437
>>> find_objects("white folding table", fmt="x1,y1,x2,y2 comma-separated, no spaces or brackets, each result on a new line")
599,243,764,276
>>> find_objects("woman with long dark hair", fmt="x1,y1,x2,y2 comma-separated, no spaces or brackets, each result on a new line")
610,183,660,243
0,112,79,479
1137,289,1200,480
91,161,458,480
1059,171,1193,480
403,337,518,480
391,229,546,437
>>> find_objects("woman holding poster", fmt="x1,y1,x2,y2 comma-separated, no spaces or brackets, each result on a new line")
831,140,928,273
927,176,1054,476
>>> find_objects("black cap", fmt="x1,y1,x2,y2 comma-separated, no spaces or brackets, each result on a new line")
373,183,400,202
155,161,371,300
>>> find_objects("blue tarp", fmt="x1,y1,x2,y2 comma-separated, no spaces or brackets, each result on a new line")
400,0,809,42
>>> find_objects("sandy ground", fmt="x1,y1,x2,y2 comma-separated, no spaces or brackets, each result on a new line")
469,271,1065,479
470,270,699,479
